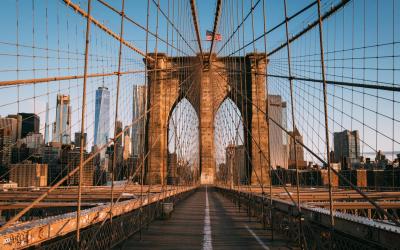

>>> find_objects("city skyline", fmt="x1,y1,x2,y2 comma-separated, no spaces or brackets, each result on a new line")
0,0,397,182
1,91,398,166
0,0,397,160
0,1,398,248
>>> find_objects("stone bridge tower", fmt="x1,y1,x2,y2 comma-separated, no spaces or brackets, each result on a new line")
144,53,269,185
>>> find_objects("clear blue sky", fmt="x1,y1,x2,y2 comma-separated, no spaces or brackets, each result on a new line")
0,0,398,163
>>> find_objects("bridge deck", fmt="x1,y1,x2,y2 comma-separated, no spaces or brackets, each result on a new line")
118,186,290,250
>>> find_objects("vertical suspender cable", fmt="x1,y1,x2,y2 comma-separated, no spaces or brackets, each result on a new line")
283,0,302,247
250,0,265,193
76,0,92,243
261,0,274,239
190,0,203,63
208,0,222,63
140,0,151,239
111,0,126,222
316,0,334,230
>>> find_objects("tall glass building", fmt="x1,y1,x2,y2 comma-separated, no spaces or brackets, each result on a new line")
132,85,147,157
333,130,360,169
94,87,110,159
53,94,71,144
268,95,288,169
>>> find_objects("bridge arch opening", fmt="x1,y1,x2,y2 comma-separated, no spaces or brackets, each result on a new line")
214,97,246,185
167,98,199,185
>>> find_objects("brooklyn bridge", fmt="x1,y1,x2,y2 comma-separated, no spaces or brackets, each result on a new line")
0,0,399,249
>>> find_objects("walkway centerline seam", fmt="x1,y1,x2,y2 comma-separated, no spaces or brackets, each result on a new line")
203,186,213,250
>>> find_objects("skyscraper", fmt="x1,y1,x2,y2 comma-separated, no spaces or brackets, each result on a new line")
268,95,288,169
43,144,61,184
288,126,306,169
74,132,87,149
60,147,94,186
225,144,246,185
0,116,21,142
6,114,22,141
53,94,71,144
132,85,147,156
19,132,44,149
334,130,360,169
11,132,43,164
115,121,123,164
9,162,48,187
44,102,50,144
18,113,40,138
123,126,131,160
94,87,110,159
0,128,12,175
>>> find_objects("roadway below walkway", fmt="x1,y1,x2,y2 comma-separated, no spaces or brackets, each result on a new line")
116,186,290,250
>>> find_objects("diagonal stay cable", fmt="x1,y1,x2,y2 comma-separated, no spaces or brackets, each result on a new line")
151,0,197,55
0,65,197,87
267,0,350,57
213,70,298,207
0,103,158,232
189,0,203,61
62,0,154,62
208,0,222,63
215,67,400,227
96,0,191,57
225,0,317,57
216,0,261,55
